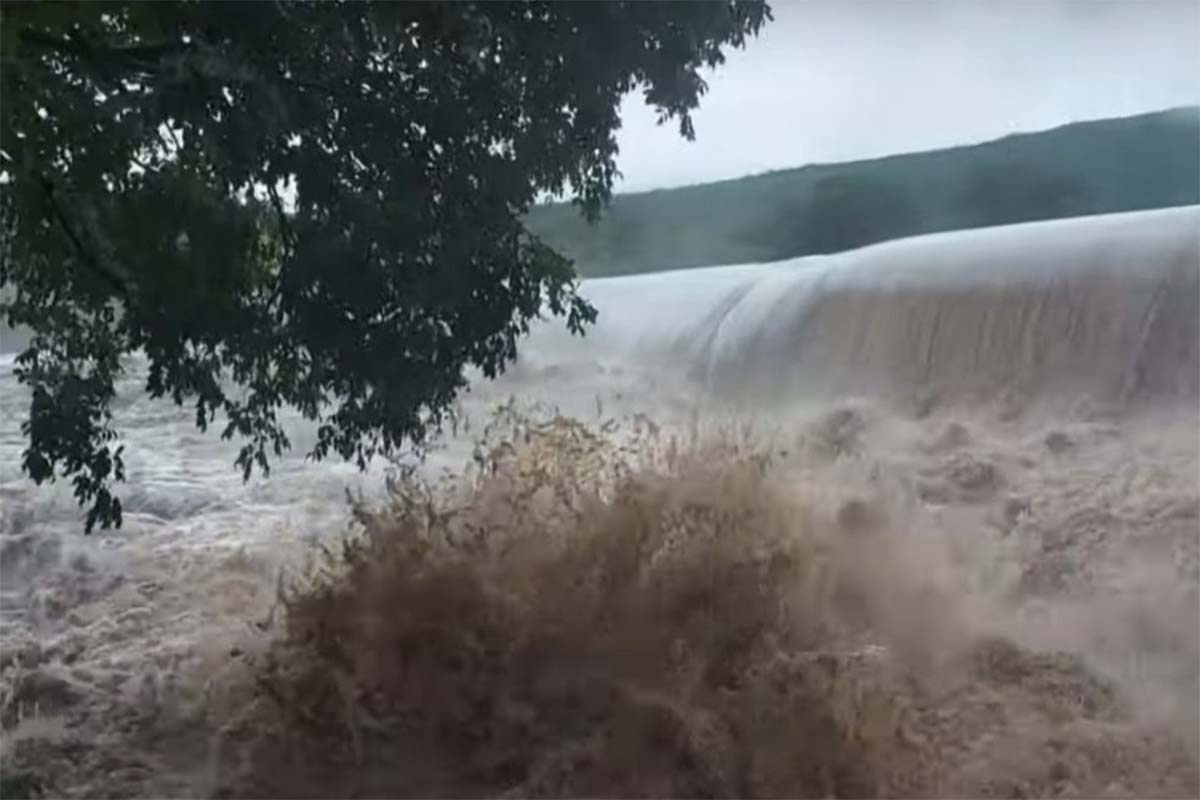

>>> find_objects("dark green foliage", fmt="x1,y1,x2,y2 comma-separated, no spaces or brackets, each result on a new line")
529,107,1200,275
0,0,771,531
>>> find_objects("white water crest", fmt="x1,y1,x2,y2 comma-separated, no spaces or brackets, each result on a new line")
522,205,1199,415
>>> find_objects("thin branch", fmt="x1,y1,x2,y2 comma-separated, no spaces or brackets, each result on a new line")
39,176,131,301
267,181,295,246
282,73,348,100
19,29,186,71
161,123,185,157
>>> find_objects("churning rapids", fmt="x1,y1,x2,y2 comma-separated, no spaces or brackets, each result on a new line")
1,206,1198,798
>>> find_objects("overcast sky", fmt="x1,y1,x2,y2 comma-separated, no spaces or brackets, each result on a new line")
612,0,1200,194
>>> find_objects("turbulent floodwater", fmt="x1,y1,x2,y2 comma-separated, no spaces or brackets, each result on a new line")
1,207,1198,797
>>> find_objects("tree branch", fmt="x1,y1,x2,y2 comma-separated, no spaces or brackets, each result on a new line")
18,29,187,71
39,176,131,301
267,182,295,246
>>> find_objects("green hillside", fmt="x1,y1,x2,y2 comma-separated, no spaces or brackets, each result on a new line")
528,107,1200,277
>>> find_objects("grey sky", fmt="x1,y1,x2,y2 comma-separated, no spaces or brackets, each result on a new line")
612,0,1200,194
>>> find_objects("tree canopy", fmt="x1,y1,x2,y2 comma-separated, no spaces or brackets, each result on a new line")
0,1,771,530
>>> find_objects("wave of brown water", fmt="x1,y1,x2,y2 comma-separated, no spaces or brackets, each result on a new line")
1,208,1197,797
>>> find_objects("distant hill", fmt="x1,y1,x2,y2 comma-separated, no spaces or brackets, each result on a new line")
527,107,1200,277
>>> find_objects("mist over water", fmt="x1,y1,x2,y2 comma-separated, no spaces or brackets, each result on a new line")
1,208,1198,797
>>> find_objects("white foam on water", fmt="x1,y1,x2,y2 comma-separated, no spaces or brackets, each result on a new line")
526,206,1200,414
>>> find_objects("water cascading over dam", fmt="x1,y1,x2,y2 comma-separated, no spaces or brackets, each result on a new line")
521,204,1199,416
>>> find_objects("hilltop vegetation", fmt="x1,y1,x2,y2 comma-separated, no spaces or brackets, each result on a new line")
528,107,1200,276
